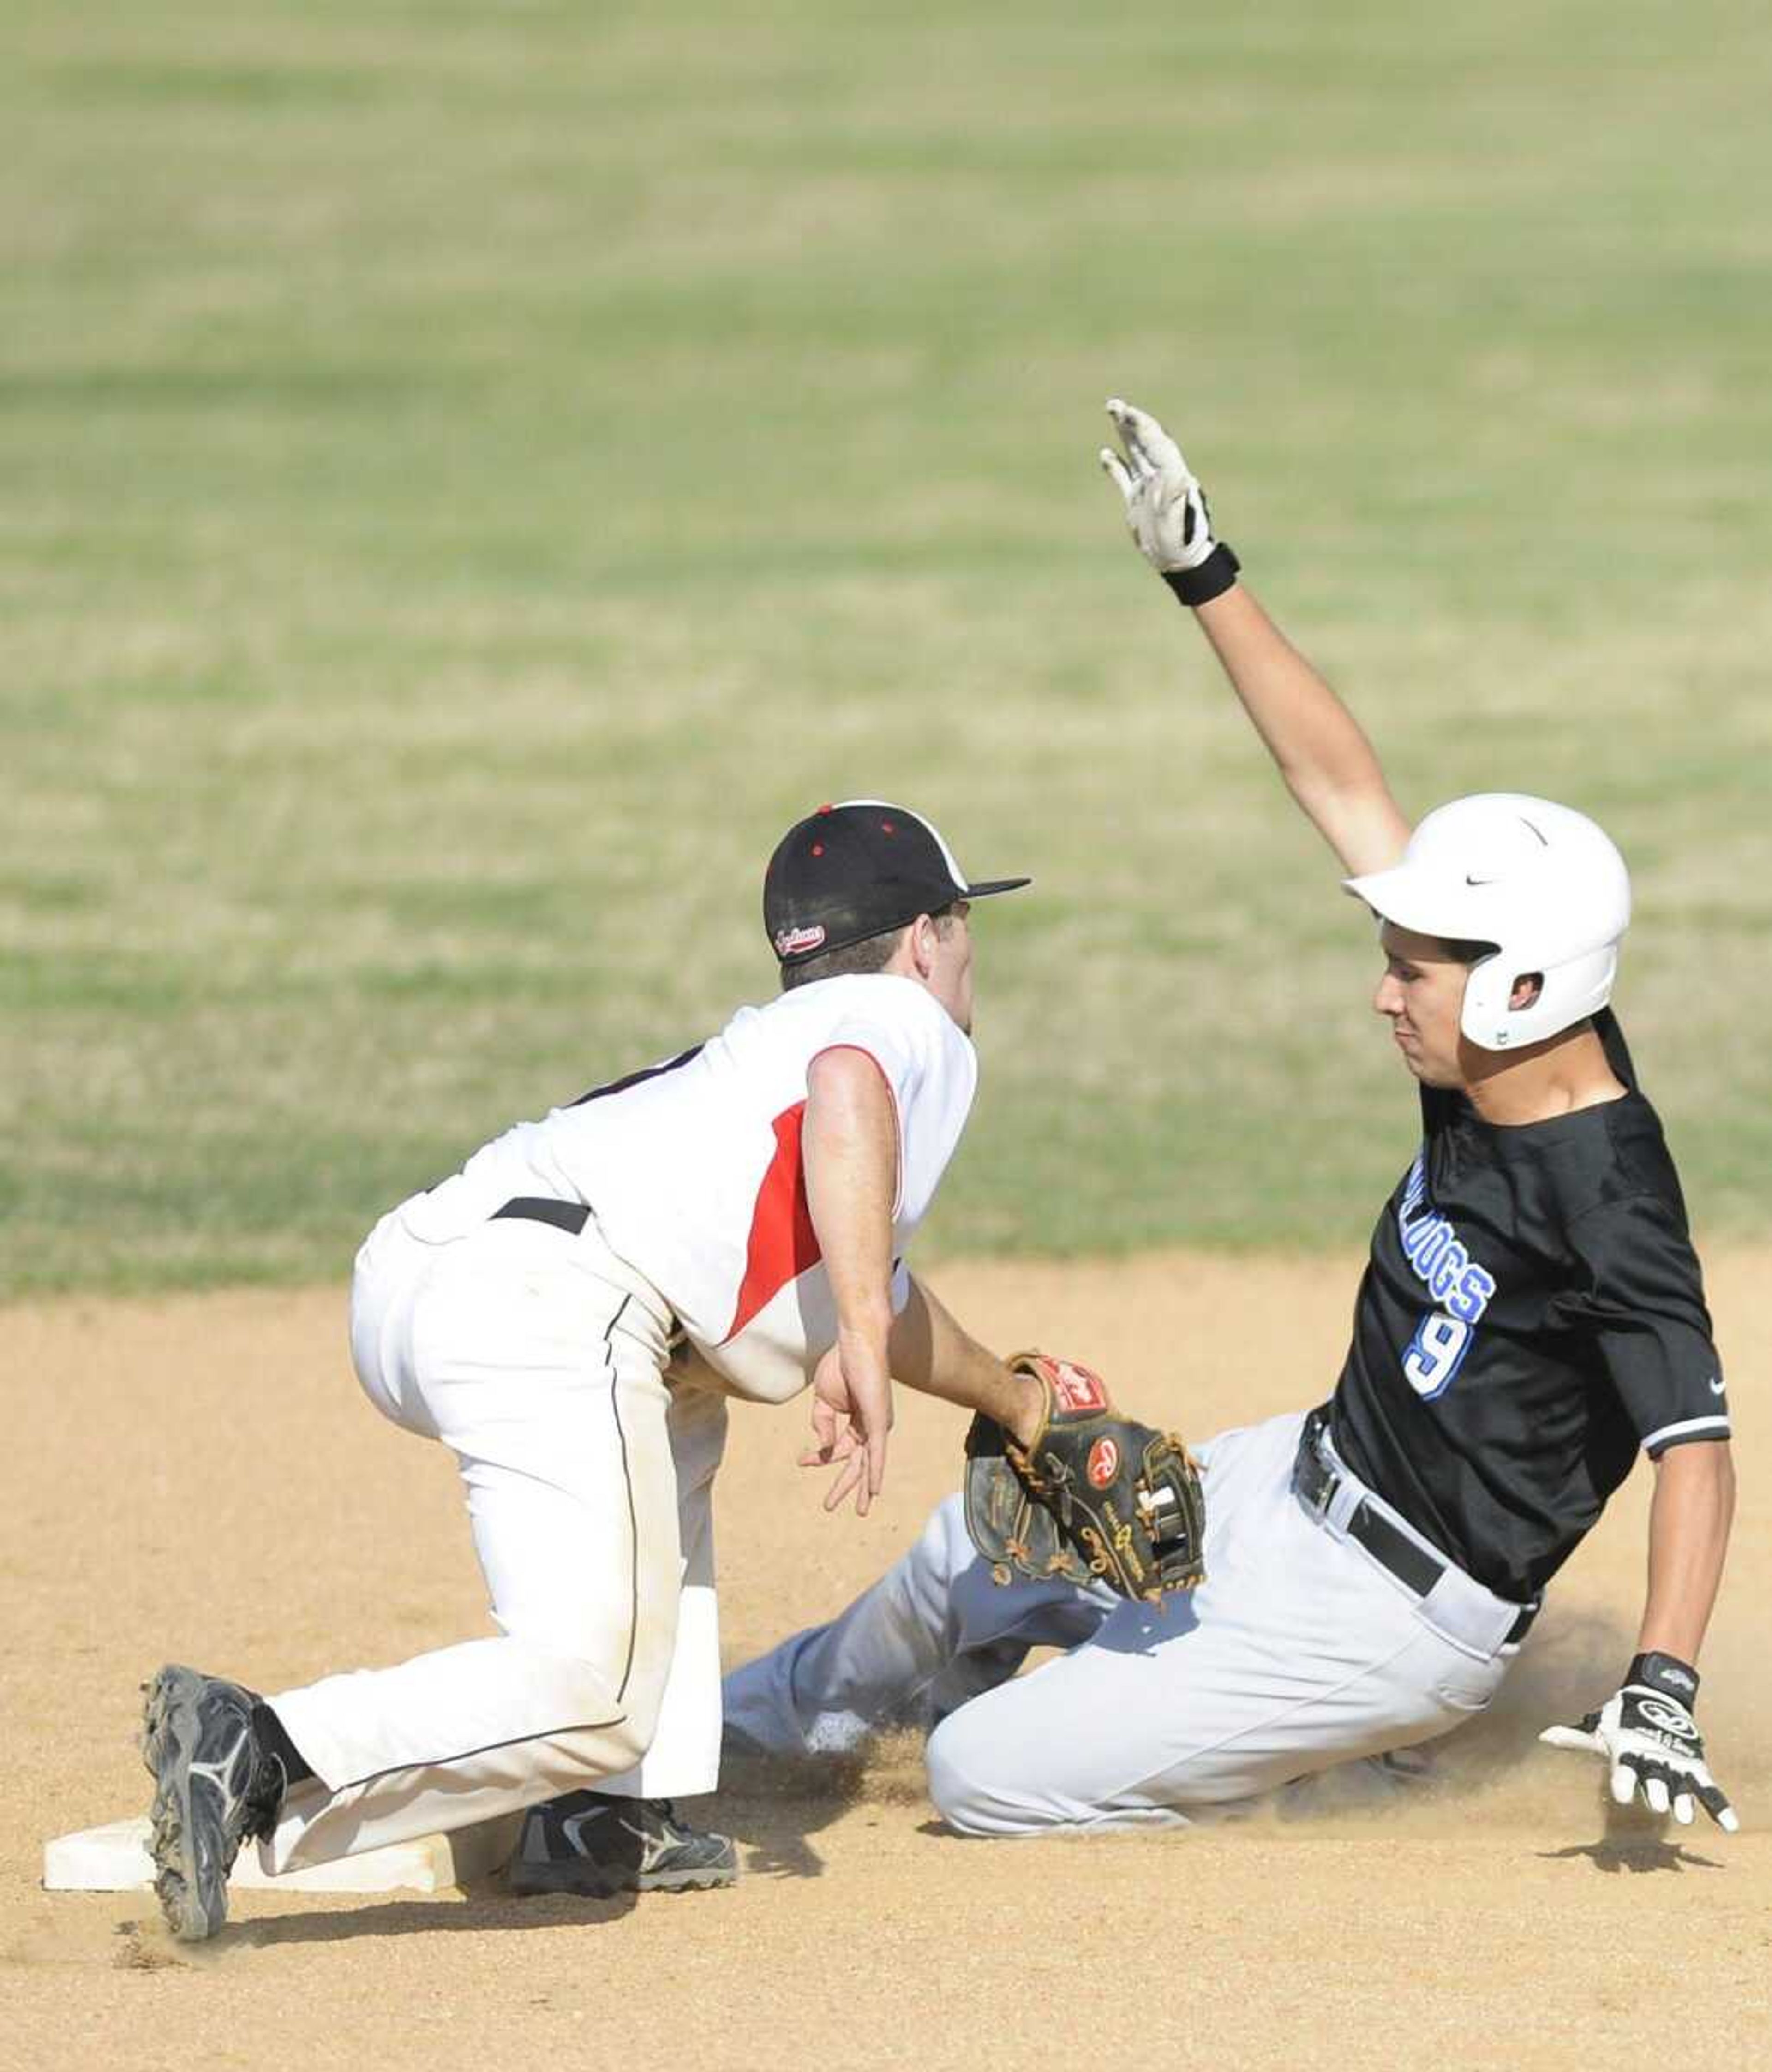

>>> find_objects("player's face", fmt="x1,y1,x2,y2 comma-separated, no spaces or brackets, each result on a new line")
928,901,975,1034
1372,923,1469,1087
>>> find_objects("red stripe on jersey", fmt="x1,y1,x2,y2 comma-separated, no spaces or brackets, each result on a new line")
724,1101,822,1343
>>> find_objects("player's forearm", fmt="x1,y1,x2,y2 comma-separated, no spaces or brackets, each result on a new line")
1191,585,1409,875
890,1278,1041,1445
1636,1440,1735,1663
803,1051,898,1355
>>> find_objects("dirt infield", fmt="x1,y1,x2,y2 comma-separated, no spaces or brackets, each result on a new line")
4,1252,1768,2071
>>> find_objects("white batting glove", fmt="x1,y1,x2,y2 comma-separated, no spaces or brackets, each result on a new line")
1098,399,1240,607
1540,1652,1739,1833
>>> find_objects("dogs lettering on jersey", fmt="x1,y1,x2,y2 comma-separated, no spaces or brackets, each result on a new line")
1396,1154,1497,1326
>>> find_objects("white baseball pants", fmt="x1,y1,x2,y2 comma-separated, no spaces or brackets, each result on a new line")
263,1208,724,1874
724,1410,1516,1833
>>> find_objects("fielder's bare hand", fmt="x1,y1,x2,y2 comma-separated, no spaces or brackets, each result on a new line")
800,1335,894,1517
1540,1651,1739,1833
1099,398,1229,579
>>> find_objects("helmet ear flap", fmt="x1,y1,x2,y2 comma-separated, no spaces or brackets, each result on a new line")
1459,943,1618,1051
1456,952,1547,1050
1457,949,1512,1050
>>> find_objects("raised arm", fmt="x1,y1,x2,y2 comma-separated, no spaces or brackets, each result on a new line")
1099,398,1410,879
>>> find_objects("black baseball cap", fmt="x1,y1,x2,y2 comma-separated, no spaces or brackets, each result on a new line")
764,800,1031,965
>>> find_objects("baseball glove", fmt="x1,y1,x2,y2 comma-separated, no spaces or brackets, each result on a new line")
963,1352,1205,1603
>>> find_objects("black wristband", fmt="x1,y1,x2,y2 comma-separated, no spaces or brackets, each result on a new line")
1161,542,1240,609
1627,1650,1700,1706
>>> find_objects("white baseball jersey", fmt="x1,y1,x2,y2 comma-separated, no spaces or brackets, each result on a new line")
392,973,977,1403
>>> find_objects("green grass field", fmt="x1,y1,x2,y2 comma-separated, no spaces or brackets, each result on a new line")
4,0,1769,1296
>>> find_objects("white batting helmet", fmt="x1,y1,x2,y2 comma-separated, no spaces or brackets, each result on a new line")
1344,794,1632,1051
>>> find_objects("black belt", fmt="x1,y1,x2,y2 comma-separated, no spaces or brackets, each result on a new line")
492,1196,591,1236
490,1197,686,1349
1293,1413,1537,1646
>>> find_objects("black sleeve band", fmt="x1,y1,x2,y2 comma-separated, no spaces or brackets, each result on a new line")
1627,1650,1701,1706
1161,542,1240,608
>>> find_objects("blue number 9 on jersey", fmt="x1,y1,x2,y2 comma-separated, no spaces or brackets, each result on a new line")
1403,1312,1473,1399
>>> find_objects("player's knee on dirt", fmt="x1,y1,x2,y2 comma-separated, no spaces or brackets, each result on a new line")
543,1714,654,1801
615,1657,674,1765
536,1639,671,1783
925,1708,1043,1836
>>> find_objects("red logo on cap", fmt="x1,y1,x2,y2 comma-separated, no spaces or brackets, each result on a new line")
774,924,826,958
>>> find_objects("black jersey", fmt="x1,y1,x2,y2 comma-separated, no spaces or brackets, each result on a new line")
1326,1012,1729,1605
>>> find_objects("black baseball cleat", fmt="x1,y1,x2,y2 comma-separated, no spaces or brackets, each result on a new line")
510,1791,739,1897
139,1665,287,1941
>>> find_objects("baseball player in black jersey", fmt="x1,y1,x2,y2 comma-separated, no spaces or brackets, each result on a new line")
722,400,1738,1837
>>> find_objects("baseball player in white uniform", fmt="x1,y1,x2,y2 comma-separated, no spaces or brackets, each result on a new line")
722,404,1739,1839
141,801,1054,1938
